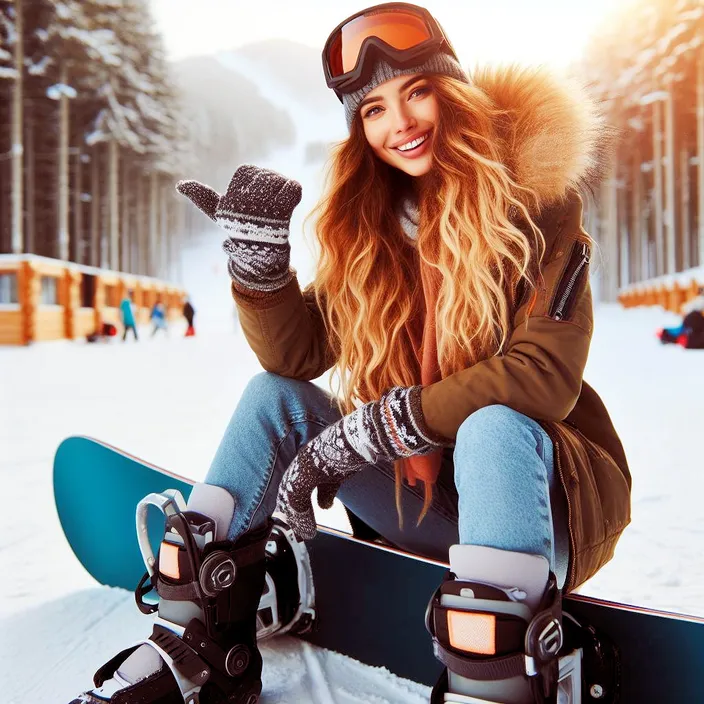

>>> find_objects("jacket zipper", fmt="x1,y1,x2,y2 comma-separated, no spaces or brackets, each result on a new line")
550,242,591,321
553,439,576,589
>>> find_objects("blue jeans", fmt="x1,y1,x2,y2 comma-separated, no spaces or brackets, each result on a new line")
206,372,570,587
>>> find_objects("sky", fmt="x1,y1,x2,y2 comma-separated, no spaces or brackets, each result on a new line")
149,0,622,71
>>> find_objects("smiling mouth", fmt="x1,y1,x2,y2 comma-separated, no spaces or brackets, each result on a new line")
394,131,430,153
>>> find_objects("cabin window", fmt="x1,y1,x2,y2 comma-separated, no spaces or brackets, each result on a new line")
0,273,18,304
81,274,96,308
40,276,58,305
104,284,118,307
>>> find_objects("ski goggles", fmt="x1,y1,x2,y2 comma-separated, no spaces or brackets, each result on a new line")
322,2,458,98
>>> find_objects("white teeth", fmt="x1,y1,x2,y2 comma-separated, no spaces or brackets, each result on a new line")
397,133,428,152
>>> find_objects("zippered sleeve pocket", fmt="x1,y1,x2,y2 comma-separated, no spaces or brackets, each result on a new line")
548,241,591,321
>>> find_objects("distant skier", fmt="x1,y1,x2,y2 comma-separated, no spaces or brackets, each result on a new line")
119,290,138,341
183,297,195,336
71,4,630,703
682,306,704,349
657,286,704,347
150,300,167,336
85,321,117,343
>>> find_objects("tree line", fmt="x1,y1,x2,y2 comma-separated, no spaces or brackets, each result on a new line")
0,0,193,279
578,0,704,297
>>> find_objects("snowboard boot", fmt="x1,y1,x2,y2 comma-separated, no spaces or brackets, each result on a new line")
426,546,566,704
70,484,275,704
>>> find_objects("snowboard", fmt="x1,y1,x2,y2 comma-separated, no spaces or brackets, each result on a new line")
54,436,704,703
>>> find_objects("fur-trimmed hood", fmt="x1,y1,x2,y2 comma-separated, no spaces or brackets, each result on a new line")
470,65,612,210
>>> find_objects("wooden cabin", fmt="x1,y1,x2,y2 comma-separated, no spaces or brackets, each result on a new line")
0,254,187,346
619,275,704,313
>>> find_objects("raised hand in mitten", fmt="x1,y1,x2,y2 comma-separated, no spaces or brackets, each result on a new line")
275,386,449,541
176,165,302,292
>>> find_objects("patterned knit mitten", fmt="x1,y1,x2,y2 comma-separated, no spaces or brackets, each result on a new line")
275,386,448,540
176,165,302,292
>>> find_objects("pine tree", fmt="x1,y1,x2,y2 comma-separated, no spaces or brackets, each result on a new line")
0,0,191,267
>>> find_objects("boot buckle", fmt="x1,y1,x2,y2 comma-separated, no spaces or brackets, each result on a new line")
199,551,236,596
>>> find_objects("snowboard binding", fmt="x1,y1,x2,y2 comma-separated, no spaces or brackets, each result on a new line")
425,546,620,704
258,517,316,639
427,571,565,703
72,486,315,704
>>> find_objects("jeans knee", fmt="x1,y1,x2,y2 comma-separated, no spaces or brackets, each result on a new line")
453,405,540,488
455,405,525,449
239,372,332,424
240,371,305,407
242,371,285,398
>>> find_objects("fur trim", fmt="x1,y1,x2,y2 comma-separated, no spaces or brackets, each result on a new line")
470,65,615,209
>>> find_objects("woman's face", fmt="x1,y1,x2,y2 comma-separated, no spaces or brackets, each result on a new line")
359,73,438,177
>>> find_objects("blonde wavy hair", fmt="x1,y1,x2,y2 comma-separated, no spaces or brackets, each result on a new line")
307,73,547,520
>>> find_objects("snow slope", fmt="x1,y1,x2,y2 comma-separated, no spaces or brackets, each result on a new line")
3,301,704,703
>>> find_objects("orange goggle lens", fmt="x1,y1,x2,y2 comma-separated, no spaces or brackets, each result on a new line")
327,11,433,78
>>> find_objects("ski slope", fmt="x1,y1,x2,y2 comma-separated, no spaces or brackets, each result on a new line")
3,293,703,703
3,54,704,703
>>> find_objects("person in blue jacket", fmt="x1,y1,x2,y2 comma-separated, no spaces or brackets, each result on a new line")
150,300,168,336
119,291,138,341
658,286,704,346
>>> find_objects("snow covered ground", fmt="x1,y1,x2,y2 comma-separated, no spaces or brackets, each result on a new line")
3,53,704,704
3,281,704,703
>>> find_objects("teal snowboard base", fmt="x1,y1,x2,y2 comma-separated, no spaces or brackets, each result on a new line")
54,436,704,702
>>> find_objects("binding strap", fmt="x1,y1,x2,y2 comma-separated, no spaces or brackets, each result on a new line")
150,624,211,683
135,533,270,615
429,600,527,680
434,641,528,680
155,535,270,602
427,571,563,699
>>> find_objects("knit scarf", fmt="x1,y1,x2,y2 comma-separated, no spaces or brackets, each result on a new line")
396,197,445,517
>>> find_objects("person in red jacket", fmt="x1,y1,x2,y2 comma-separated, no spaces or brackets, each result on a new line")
183,297,195,336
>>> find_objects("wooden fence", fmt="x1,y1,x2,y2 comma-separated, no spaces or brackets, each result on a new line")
618,276,703,313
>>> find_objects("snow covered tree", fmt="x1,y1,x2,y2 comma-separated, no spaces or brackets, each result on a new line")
0,1,24,255
0,0,192,278
1,0,300,278
577,0,704,291
0,3,15,79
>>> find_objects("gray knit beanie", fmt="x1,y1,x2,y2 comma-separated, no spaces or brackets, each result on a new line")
342,53,469,129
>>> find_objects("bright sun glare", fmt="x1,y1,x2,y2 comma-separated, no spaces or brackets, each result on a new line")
150,0,619,71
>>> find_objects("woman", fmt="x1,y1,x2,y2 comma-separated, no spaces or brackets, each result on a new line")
72,3,630,703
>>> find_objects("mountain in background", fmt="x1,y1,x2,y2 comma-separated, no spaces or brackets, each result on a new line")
172,39,341,185
231,38,340,113
173,54,294,184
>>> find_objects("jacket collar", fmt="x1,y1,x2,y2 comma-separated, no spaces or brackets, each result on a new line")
470,66,612,211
